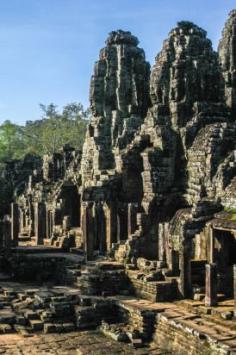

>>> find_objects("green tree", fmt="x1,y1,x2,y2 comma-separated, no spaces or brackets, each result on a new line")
23,102,88,156
0,120,25,162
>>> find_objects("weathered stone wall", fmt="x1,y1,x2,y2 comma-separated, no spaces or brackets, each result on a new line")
219,10,236,118
153,313,231,355
81,30,150,188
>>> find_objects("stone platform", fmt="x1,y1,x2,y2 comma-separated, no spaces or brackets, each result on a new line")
0,247,84,283
0,330,154,355
0,279,235,354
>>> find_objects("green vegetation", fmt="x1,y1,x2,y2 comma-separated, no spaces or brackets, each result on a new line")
223,207,236,213
0,102,89,165
223,207,236,220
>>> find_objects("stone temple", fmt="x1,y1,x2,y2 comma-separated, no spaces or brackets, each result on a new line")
0,11,236,355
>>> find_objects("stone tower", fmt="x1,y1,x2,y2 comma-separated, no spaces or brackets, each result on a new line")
219,10,236,118
81,30,150,187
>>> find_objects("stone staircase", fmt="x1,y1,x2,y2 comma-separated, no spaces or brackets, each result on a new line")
18,234,37,247
76,261,132,296
0,286,77,336
112,210,148,264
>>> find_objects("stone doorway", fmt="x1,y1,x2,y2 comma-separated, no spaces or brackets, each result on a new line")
117,205,128,242
94,202,107,255
214,229,236,298
60,185,81,228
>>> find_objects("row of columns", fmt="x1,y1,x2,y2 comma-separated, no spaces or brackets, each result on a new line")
10,202,49,246
205,227,236,309
10,194,82,247
178,226,236,311
205,262,236,309
82,201,139,261
82,201,118,261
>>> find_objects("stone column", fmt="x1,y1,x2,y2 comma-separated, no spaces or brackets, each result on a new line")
158,223,168,266
11,202,19,246
234,265,236,314
34,203,39,242
0,221,3,248
205,263,217,307
29,200,34,237
209,226,215,263
82,202,94,261
19,209,24,234
179,243,192,298
105,201,117,251
45,208,50,239
34,202,47,245
63,216,71,232
116,212,121,243
95,202,106,255
2,216,11,248
128,203,137,238
48,211,54,239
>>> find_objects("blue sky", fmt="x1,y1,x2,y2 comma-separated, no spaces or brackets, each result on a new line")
0,0,235,125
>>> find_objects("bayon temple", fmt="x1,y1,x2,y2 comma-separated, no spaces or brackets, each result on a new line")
0,10,236,355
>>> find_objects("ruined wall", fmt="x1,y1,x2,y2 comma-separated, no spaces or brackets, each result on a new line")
9,145,82,249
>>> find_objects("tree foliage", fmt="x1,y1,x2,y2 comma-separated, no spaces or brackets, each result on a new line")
0,120,25,161
0,102,89,163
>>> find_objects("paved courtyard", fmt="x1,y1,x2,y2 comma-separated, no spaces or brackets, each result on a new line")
0,331,169,355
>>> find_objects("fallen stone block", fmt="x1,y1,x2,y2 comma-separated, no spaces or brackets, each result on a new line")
0,323,13,333
30,319,43,331
63,323,76,332
0,311,16,324
44,323,56,334
24,310,38,320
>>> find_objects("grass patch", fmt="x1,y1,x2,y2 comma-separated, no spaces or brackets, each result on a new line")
224,207,236,213
223,207,236,220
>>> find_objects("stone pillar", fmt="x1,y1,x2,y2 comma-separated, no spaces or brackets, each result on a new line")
95,202,106,255
11,202,19,245
19,209,24,234
45,208,50,239
128,203,137,238
205,263,217,307
179,243,192,298
29,200,34,237
82,202,94,261
105,201,117,251
63,216,71,232
158,223,168,265
2,216,11,248
34,202,47,245
0,221,3,248
209,226,215,263
234,265,236,314
34,203,39,241
48,211,54,239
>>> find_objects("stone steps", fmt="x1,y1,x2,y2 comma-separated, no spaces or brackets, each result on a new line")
0,285,79,335
76,261,132,296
